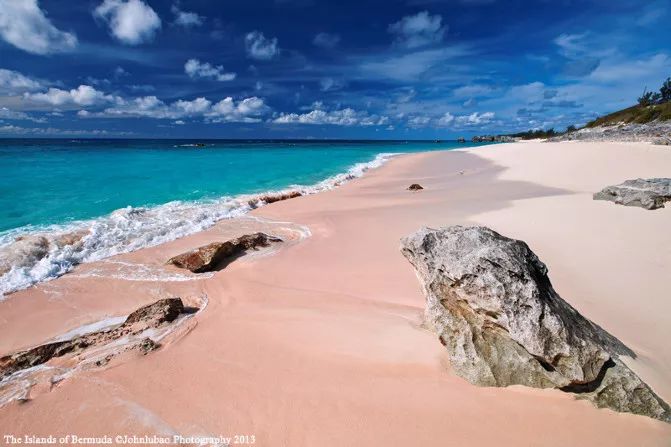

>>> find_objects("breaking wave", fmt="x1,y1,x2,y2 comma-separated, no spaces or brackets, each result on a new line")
0,153,398,297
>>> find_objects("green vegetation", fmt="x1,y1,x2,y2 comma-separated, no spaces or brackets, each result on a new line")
508,128,559,139
581,76,671,128
488,77,671,140
585,102,671,128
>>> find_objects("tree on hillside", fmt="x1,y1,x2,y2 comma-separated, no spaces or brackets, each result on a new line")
660,77,671,103
638,89,661,106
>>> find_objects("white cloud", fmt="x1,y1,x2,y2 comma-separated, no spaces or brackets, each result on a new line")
554,33,587,58
313,32,340,48
408,115,431,128
0,0,77,54
405,111,493,129
0,68,44,93
388,11,446,49
456,111,495,125
184,59,236,82
171,4,204,27
25,85,122,106
94,0,161,45
0,125,130,136
273,107,388,126
207,97,269,122
245,31,279,60
0,107,46,122
84,95,269,123
437,112,454,126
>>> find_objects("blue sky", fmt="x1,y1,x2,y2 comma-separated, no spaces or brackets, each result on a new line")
0,0,669,139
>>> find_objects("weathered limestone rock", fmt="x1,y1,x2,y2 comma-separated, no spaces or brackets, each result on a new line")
407,184,424,191
254,191,302,205
167,233,282,273
0,298,185,380
594,178,671,210
401,225,670,422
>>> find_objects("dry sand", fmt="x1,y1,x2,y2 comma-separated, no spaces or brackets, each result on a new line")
0,141,670,446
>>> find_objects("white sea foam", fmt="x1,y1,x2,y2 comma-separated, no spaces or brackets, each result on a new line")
0,153,398,298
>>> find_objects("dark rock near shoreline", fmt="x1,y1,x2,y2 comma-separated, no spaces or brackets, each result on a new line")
407,184,424,191
401,225,670,422
594,178,671,210
167,233,283,273
472,135,515,143
0,298,186,380
252,191,302,207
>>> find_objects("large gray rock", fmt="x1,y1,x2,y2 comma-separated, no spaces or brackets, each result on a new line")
594,178,671,210
401,225,670,422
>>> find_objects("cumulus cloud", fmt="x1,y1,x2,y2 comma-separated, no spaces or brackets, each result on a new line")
273,107,388,126
25,85,122,106
313,32,340,48
437,112,454,126
94,0,161,45
84,95,269,122
171,4,204,27
407,115,431,128
245,31,279,60
456,111,495,125
184,59,236,82
0,0,77,54
406,111,493,129
0,68,44,93
388,11,446,49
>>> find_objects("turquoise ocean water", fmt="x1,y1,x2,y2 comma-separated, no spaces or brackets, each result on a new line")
0,139,486,295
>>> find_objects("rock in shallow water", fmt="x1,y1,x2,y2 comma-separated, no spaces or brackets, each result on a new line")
167,233,283,273
400,225,670,422
594,178,671,210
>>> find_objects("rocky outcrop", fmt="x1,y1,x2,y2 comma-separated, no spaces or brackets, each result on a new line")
253,191,302,205
167,233,282,273
594,178,671,210
472,135,515,143
407,184,424,191
0,298,186,380
401,225,670,422
549,122,671,143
